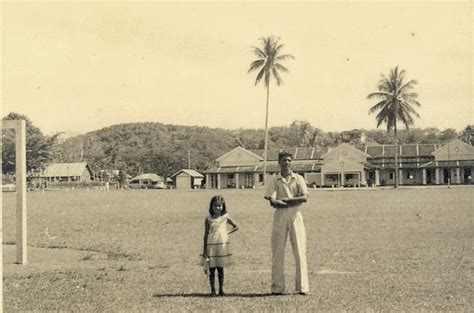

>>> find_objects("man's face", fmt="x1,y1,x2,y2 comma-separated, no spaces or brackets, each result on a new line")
279,156,292,171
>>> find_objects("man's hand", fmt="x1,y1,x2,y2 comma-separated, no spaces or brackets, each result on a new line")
282,195,307,207
270,198,288,209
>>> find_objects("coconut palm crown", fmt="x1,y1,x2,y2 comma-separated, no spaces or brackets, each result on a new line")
368,66,421,132
248,36,294,185
368,66,421,187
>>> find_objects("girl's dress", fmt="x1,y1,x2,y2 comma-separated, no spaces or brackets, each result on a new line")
204,213,233,268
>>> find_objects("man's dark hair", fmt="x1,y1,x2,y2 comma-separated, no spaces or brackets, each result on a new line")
278,150,293,161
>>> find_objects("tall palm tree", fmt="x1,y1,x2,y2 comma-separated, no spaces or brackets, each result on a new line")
368,66,421,187
248,36,294,185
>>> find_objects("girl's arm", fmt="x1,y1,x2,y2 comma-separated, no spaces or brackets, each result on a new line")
226,217,239,235
203,218,210,257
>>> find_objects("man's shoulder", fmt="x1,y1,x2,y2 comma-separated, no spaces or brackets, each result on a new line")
293,173,308,188
292,172,305,181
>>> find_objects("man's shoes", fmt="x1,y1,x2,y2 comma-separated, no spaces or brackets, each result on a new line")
298,291,309,295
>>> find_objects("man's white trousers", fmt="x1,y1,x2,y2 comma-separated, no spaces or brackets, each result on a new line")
271,206,309,293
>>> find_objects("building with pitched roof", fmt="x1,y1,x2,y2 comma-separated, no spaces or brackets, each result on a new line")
171,169,204,189
204,140,474,188
41,162,93,182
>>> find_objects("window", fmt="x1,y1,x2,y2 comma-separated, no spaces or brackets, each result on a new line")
389,172,394,180
406,172,414,179
259,174,264,182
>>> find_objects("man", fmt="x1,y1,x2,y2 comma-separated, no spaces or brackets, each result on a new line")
264,150,309,295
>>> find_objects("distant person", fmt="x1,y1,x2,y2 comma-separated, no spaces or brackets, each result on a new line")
201,195,239,296
264,151,309,295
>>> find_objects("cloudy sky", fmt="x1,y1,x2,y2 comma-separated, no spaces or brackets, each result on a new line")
2,1,472,135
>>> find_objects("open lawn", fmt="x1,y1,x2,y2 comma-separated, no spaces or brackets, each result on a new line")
2,187,473,312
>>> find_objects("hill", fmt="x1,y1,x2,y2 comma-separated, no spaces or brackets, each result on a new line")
53,122,264,177
52,121,465,178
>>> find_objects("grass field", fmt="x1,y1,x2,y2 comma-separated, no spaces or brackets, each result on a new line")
2,187,473,312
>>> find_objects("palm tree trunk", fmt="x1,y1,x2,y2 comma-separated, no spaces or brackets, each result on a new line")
263,84,270,186
394,122,399,188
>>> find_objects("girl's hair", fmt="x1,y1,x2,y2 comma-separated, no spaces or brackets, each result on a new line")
209,195,227,215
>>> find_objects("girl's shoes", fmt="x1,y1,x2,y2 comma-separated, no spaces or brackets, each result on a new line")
218,291,225,296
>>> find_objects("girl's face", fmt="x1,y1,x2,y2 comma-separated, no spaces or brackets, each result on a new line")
212,201,224,216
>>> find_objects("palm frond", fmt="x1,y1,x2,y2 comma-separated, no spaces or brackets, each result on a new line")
274,43,284,54
248,59,265,73
367,92,389,100
274,63,289,72
400,102,421,118
375,104,390,123
377,76,392,93
398,111,413,129
400,92,419,100
399,79,417,92
251,46,266,58
272,67,283,86
276,54,295,61
402,97,422,109
368,100,388,114
261,37,275,56
255,67,266,86
409,99,422,107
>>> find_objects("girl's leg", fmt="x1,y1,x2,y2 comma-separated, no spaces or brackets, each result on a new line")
209,267,217,295
217,267,224,295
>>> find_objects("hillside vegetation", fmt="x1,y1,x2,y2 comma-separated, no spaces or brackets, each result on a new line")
52,121,466,177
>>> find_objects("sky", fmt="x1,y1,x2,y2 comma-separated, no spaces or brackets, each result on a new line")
2,1,473,135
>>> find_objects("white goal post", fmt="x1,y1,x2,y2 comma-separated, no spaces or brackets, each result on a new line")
2,120,28,265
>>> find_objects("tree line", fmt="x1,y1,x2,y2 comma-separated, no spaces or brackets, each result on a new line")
2,112,471,178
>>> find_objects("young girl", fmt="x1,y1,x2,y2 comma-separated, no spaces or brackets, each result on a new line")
202,195,239,296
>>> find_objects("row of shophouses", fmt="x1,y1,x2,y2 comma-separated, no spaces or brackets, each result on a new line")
203,139,474,189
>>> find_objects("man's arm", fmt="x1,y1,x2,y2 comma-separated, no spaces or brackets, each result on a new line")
263,175,288,208
283,194,307,205
284,175,308,206
266,197,288,208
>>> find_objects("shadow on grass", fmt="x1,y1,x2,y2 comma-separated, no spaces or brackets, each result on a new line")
153,292,280,298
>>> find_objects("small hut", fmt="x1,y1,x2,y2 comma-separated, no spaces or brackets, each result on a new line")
171,169,204,189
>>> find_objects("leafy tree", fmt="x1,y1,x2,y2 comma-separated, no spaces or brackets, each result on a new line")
438,128,458,143
418,127,439,144
368,67,421,187
310,129,334,147
290,121,314,148
248,36,294,184
459,125,474,145
232,129,265,150
401,128,425,144
2,112,60,174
